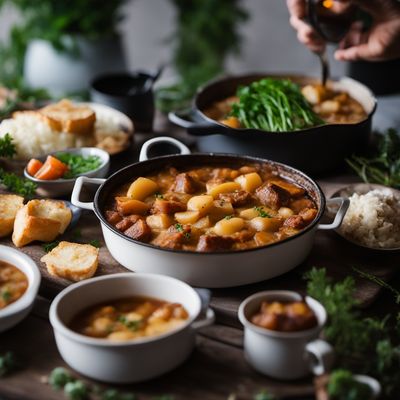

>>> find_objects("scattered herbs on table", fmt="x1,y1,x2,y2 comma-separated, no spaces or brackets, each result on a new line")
253,390,275,400
0,134,37,196
89,239,101,249
43,241,60,253
230,78,324,132
347,128,400,189
327,369,373,400
64,380,89,400
0,351,18,377
101,389,137,400
254,206,271,218
55,153,102,179
305,267,400,397
49,367,74,390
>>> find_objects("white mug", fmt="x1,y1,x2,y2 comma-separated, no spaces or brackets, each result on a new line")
238,290,334,380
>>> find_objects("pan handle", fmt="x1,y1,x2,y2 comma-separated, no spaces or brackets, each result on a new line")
168,109,227,136
318,197,349,230
139,136,191,162
71,177,106,211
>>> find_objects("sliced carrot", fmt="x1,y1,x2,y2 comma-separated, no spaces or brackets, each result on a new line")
34,155,68,180
26,159,43,176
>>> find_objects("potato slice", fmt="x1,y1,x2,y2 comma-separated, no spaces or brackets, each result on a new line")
193,216,212,229
187,195,214,215
254,231,275,246
214,217,244,236
235,172,262,192
116,197,150,215
209,200,234,221
146,214,173,229
249,217,282,232
208,182,241,198
278,207,294,218
127,177,158,200
175,211,201,225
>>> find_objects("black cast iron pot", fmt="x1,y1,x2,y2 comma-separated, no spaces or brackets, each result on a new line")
168,73,377,176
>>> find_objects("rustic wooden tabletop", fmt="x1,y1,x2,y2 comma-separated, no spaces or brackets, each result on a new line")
0,113,398,400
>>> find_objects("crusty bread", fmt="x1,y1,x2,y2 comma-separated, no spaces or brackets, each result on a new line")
41,241,99,281
12,200,72,247
39,99,96,135
0,194,24,238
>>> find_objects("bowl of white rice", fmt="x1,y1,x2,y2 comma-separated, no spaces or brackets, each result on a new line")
330,183,400,250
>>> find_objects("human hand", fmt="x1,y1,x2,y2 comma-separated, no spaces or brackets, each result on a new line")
287,0,400,61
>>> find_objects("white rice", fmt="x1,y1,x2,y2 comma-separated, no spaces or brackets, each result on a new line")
339,188,400,248
0,110,123,160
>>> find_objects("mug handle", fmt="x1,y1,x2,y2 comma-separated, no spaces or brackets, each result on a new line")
139,136,191,162
192,308,215,331
318,197,349,230
71,176,106,211
305,339,335,375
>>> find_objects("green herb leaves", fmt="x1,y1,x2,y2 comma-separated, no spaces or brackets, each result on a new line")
0,167,37,197
56,153,102,179
347,128,400,189
254,206,271,218
43,241,60,253
231,78,324,132
0,351,18,377
327,369,372,400
0,133,16,158
117,316,141,332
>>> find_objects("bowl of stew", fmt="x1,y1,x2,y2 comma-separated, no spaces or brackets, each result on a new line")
49,272,215,383
238,290,334,380
71,136,349,288
0,245,41,332
168,73,376,174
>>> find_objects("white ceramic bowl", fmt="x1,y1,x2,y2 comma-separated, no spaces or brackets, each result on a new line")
49,273,215,383
24,147,110,197
239,290,334,380
0,245,41,333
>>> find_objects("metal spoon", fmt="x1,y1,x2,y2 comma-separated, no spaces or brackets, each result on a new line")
317,49,330,86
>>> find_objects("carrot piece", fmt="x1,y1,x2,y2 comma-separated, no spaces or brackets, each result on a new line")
26,159,43,176
34,155,68,180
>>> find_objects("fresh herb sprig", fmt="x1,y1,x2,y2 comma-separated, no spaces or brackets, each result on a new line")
254,206,271,218
231,78,324,132
327,369,373,400
0,167,37,197
0,133,16,158
56,153,102,179
347,128,400,188
0,351,18,377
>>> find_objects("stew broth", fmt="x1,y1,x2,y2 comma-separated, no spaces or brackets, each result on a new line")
70,297,189,341
104,163,318,252
0,261,28,310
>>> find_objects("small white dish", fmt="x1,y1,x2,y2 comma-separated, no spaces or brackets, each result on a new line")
49,272,215,383
330,183,400,252
24,147,110,198
239,290,334,380
0,245,41,333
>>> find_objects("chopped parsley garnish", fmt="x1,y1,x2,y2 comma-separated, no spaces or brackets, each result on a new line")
155,193,164,199
1,289,11,303
175,223,184,232
254,206,271,218
184,232,191,240
42,241,60,253
0,167,37,197
224,215,234,220
118,315,141,331
56,152,102,179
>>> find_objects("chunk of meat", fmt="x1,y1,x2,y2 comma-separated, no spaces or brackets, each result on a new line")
152,232,184,250
115,215,141,231
230,229,254,243
290,198,316,214
269,179,305,198
211,168,237,181
255,183,290,210
150,199,186,214
105,210,122,225
283,215,306,229
170,173,198,194
218,190,253,207
299,208,318,223
196,234,235,252
124,219,151,242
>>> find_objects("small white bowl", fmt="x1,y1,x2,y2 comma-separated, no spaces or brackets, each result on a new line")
0,245,41,333
239,290,334,380
24,147,110,198
49,273,215,383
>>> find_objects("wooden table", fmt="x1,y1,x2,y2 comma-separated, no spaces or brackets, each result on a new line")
0,114,398,400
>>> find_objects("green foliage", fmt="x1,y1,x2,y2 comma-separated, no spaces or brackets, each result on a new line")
0,167,37,197
327,369,372,400
49,367,74,390
55,153,102,179
305,267,400,397
0,351,18,377
64,380,89,400
253,390,275,400
156,0,248,112
231,78,324,132
0,0,128,86
347,128,400,188
0,133,16,158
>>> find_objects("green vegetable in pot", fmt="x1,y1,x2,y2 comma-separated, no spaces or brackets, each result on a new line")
328,369,373,400
55,153,102,179
231,78,324,132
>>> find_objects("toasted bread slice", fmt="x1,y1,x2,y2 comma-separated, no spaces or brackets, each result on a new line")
12,200,72,247
41,241,99,281
0,194,24,238
39,99,96,135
